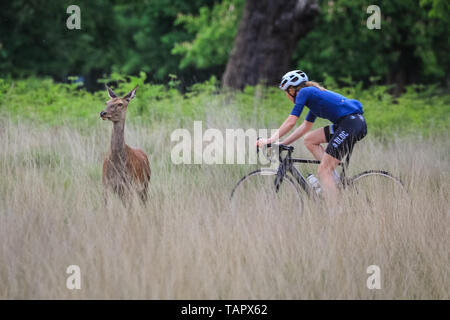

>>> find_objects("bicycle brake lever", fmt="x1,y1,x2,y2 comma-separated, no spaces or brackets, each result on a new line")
256,137,272,154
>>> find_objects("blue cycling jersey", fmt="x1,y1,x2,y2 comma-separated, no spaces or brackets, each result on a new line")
290,86,363,124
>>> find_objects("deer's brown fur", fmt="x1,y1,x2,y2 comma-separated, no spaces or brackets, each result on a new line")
100,85,151,204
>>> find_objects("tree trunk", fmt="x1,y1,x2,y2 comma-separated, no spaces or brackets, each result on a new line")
222,0,319,90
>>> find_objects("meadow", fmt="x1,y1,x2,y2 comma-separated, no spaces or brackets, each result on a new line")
0,77,449,299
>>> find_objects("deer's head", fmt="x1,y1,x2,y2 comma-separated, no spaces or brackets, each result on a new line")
100,85,138,122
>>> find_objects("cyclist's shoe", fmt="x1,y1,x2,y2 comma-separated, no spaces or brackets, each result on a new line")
333,170,343,189
332,170,340,184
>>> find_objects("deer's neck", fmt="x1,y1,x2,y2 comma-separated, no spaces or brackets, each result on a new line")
110,120,126,160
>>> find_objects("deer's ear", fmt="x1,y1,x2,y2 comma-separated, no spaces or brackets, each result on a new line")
124,86,138,102
106,85,117,99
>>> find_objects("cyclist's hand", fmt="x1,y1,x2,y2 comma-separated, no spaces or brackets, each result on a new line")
256,138,270,148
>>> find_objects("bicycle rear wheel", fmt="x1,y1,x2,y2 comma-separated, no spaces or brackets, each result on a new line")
348,170,408,208
230,169,304,215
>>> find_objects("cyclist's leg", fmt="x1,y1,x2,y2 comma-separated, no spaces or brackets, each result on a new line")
318,153,340,199
321,114,366,198
305,125,341,184
304,127,328,161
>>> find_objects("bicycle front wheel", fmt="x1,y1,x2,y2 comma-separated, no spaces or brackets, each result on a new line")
230,169,304,215
349,170,408,208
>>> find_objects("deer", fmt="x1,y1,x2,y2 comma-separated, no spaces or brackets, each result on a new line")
100,85,151,204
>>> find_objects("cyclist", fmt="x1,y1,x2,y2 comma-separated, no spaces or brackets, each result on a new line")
256,70,367,198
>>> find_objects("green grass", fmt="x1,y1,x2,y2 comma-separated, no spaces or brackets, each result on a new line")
0,76,449,138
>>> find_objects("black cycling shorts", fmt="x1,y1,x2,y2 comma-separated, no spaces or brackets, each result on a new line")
323,114,367,160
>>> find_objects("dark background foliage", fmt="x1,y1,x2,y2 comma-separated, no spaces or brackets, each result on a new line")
0,0,448,91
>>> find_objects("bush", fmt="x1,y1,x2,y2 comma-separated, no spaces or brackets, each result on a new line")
0,76,448,138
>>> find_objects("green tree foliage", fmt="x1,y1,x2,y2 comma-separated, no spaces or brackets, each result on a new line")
0,0,119,82
170,0,449,88
293,0,449,87
111,0,212,81
171,0,245,69
0,0,213,87
420,0,450,19
0,0,448,89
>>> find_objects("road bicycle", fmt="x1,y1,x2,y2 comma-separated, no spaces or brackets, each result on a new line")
230,142,407,212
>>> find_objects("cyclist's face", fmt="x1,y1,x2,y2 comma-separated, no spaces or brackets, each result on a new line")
285,88,296,103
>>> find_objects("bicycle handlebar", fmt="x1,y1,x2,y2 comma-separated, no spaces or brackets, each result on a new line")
256,137,344,167
256,138,294,154
256,138,294,165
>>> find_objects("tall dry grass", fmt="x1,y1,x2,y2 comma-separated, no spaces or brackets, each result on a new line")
0,116,449,299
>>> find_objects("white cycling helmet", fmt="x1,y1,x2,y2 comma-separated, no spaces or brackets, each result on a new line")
279,70,308,90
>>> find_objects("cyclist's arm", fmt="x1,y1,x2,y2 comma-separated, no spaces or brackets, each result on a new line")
279,120,313,145
266,115,298,144
263,92,310,145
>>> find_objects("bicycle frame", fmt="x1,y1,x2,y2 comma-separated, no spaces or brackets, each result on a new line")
272,147,351,196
